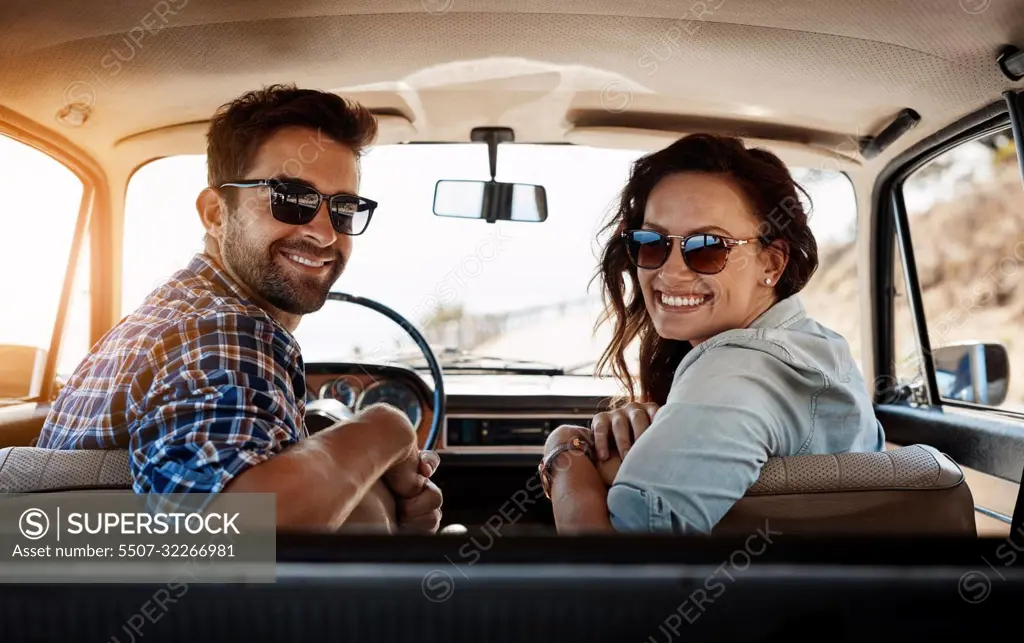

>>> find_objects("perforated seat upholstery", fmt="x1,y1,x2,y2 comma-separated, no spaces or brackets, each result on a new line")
0,443,977,536
0,447,132,492
0,400,351,494
713,444,977,536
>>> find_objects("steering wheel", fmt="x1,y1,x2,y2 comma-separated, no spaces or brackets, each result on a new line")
323,292,445,451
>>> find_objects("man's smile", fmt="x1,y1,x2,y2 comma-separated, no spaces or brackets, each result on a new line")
278,250,335,275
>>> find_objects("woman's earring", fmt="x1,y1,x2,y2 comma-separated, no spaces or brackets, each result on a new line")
764,278,772,285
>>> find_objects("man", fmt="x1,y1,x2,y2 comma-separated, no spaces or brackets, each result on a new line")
38,84,442,533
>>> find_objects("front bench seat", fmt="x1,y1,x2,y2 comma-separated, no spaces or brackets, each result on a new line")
0,447,131,492
713,443,976,536
0,444,976,536
0,398,355,494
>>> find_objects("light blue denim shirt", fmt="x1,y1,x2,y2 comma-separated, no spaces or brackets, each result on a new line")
606,294,886,533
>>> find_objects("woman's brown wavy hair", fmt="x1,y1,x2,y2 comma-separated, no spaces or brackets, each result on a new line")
592,133,819,406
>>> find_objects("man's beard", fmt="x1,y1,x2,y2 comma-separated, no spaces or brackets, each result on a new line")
221,216,345,315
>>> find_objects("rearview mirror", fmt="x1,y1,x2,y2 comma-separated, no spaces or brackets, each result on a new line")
433,180,547,223
932,342,1010,406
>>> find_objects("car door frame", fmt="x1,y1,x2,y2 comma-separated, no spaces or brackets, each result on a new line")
0,104,108,443
870,91,1024,534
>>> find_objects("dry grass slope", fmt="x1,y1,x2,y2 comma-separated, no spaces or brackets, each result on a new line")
804,160,1024,407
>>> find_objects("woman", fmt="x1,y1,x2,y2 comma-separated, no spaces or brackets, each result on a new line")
540,133,885,534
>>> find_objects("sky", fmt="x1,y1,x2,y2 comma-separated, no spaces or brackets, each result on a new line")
1,139,858,375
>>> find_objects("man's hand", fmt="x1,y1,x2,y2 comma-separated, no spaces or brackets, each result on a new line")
359,402,421,497
343,480,398,533
224,401,422,530
363,401,442,534
396,451,443,533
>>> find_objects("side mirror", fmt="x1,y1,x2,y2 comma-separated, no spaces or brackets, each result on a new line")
932,342,1010,406
433,179,547,223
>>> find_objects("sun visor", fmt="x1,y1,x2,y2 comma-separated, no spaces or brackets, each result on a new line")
114,113,416,160
565,126,863,171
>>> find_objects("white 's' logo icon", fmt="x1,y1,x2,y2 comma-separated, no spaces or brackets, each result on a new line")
19,508,49,540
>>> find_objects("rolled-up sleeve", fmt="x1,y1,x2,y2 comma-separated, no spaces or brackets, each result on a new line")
607,344,814,534
607,484,675,532
130,313,303,502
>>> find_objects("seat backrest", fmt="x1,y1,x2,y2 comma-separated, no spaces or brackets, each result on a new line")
0,443,978,537
0,446,132,492
714,444,977,536
0,402,354,493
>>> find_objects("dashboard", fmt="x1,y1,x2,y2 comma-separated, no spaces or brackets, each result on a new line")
308,373,425,429
305,364,433,443
303,363,619,453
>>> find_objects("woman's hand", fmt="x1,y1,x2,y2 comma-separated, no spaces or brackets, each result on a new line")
596,453,621,488
591,401,660,462
544,424,621,488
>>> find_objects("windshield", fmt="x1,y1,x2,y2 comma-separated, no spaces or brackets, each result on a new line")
124,144,857,373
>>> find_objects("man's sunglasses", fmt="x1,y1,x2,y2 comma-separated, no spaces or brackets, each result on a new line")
219,179,378,236
621,229,761,274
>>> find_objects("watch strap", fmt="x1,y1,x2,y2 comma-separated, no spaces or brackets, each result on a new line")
539,436,594,498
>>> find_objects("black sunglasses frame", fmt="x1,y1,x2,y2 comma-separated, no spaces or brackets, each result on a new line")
219,179,379,236
620,229,762,274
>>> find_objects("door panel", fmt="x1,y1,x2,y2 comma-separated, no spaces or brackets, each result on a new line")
0,403,49,448
879,405,1021,537
886,437,1015,537
873,107,1024,536
876,404,1024,482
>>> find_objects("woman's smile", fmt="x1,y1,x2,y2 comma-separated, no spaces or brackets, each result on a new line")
655,289,714,312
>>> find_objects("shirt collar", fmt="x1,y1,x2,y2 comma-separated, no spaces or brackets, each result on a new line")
747,294,806,331
184,252,305,353
185,252,259,307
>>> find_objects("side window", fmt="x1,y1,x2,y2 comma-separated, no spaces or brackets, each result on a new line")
0,134,87,401
899,129,1024,411
796,169,863,372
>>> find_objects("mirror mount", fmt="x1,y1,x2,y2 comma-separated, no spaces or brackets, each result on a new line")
482,180,511,224
432,127,547,223
470,127,516,224
470,126,515,182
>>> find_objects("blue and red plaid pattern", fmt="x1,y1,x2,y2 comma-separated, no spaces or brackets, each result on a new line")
38,253,308,499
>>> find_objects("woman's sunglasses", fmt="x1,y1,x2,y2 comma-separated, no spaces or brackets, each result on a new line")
621,229,761,274
219,179,378,236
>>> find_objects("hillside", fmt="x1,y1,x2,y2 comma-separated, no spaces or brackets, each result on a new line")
804,157,1024,407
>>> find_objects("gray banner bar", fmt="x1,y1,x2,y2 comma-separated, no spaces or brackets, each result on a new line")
0,491,276,583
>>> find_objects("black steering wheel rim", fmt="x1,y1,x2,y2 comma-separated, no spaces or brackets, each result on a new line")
325,292,445,451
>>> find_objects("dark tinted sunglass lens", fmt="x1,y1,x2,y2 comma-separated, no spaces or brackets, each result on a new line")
683,234,729,274
270,183,319,224
329,198,370,235
626,230,669,268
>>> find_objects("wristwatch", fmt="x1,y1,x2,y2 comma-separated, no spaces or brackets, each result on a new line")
538,436,595,499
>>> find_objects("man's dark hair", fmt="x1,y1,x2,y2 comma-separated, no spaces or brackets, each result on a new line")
206,83,378,206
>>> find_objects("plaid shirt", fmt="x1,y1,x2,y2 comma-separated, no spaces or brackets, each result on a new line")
39,253,308,499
